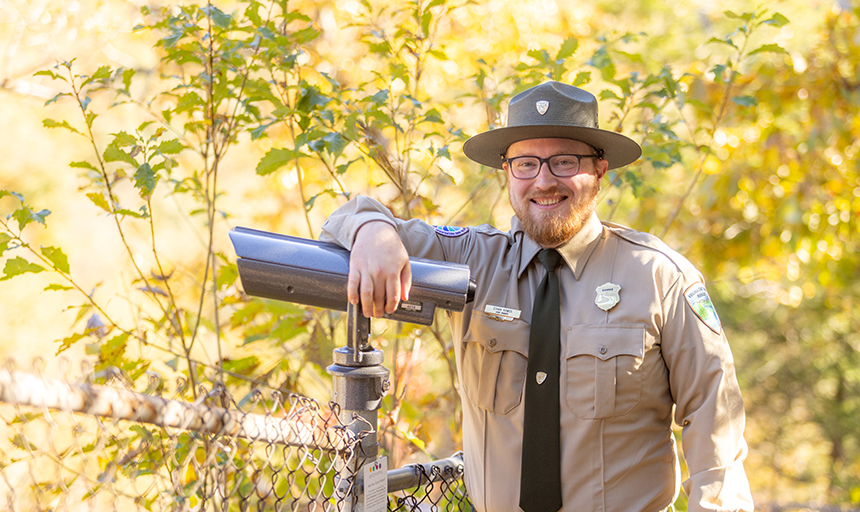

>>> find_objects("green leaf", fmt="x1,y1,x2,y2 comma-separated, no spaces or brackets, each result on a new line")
421,10,432,36
436,145,451,160
133,163,158,199
56,332,87,355
42,118,81,135
761,12,789,27
103,146,139,167
34,69,67,82
0,233,12,254
121,68,136,91
256,148,296,176
426,49,447,60
1,256,45,281
45,283,73,291
82,65,112,87
110,131,138,147
711,64,728,83
572,71,591,86
175,92,204,114
69,161,100,172
44,92,71,106
749,43,787,56
115,208,148,219
99,332,130,366
222,356,260,376
599,89,621,101
12,206,50,230
156,139,183,155
204,5,232,29
732,95,758,107
41,246,70,273
557,37,579,60
336,158,361,176
421,108,444,124
0,190,24,202
724,10,754,21
87,192,111,213
707,37,737,49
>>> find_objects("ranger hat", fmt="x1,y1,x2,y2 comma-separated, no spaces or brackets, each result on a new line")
462,81,642,170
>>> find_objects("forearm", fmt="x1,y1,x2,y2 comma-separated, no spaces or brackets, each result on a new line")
319,196,400,249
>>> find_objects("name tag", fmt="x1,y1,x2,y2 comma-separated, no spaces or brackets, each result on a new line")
484,305,521,321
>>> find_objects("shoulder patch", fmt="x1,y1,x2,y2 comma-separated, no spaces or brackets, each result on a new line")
684,283,721,334
434,225,469,237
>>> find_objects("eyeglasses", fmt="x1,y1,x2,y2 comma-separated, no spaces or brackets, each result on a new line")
503,154,600,179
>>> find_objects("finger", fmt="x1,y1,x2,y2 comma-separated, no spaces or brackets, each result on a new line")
359,272,375,318
347,265,361,306
372,274,387,318
384,273,401,315
401,261,412,303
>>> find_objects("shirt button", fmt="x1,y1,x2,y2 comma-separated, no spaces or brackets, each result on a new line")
488,338,497,348
599,346,608,355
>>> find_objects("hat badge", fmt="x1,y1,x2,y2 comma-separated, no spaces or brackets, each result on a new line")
535,100,549,115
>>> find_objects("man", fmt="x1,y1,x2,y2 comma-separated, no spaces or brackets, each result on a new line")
320,81,753,512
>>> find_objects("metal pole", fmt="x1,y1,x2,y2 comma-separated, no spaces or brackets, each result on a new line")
328,303,390,510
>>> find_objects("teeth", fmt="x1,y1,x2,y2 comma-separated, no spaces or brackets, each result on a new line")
534,198,562,206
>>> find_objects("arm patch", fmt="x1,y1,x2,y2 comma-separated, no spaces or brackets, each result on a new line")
434,226,469,237
685,283,722,334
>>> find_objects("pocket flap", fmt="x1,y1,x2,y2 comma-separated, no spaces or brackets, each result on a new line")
566,324,645,361
462,311,530,356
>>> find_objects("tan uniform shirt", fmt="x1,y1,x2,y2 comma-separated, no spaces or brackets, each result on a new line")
320,196,753,512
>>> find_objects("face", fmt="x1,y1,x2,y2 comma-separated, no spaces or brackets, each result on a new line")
504,138,608,248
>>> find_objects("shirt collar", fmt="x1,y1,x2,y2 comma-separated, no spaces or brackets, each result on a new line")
514,212,604,279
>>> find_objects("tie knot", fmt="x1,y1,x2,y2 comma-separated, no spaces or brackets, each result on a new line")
537,248,561,272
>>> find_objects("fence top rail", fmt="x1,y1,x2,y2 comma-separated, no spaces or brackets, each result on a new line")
0,366,355,452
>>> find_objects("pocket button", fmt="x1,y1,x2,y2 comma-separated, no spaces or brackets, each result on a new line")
488,338,497,348
599,346,608,355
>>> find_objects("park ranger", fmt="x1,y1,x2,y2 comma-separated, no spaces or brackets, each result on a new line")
320,81,754,512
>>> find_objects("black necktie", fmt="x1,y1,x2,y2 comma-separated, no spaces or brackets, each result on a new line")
519,248,563,512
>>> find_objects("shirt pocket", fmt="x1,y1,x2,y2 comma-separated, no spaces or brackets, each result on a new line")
461,312,530,415
564,324,646,419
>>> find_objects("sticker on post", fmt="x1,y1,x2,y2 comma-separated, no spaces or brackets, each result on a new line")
397,300,423,312
362,456,388,512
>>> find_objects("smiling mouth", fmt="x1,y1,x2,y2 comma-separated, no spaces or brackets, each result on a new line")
531,196,567,207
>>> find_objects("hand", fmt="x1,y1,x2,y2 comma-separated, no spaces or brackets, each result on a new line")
348,221,412,318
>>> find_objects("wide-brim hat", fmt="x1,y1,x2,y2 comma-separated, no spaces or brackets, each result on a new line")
463,81,642,170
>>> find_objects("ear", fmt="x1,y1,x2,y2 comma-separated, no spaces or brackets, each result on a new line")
595,158,609,180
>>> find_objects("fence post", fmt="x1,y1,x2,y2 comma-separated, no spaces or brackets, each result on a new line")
328,303,390,510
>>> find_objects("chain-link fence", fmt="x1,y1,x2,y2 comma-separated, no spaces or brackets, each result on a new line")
0,359,470,511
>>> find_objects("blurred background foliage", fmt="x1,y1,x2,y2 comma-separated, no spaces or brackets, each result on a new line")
0,0,858,508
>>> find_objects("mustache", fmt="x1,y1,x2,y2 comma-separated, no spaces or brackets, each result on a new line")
526,186,573,200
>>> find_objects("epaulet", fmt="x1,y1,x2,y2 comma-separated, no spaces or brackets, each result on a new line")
601,221,698,275
474,223,516,242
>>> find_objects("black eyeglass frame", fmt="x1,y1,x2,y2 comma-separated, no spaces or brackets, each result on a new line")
502,153,602,180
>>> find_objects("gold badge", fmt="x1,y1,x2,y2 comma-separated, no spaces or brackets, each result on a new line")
536,372,547,385
595,282,621,311
535,100,549,115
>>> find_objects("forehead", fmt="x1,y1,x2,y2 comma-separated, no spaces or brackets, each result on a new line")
506,138,592,156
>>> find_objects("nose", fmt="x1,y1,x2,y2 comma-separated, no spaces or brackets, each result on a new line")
532,160,558,188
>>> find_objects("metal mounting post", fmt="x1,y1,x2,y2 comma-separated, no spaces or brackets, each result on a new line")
328,303,390,509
